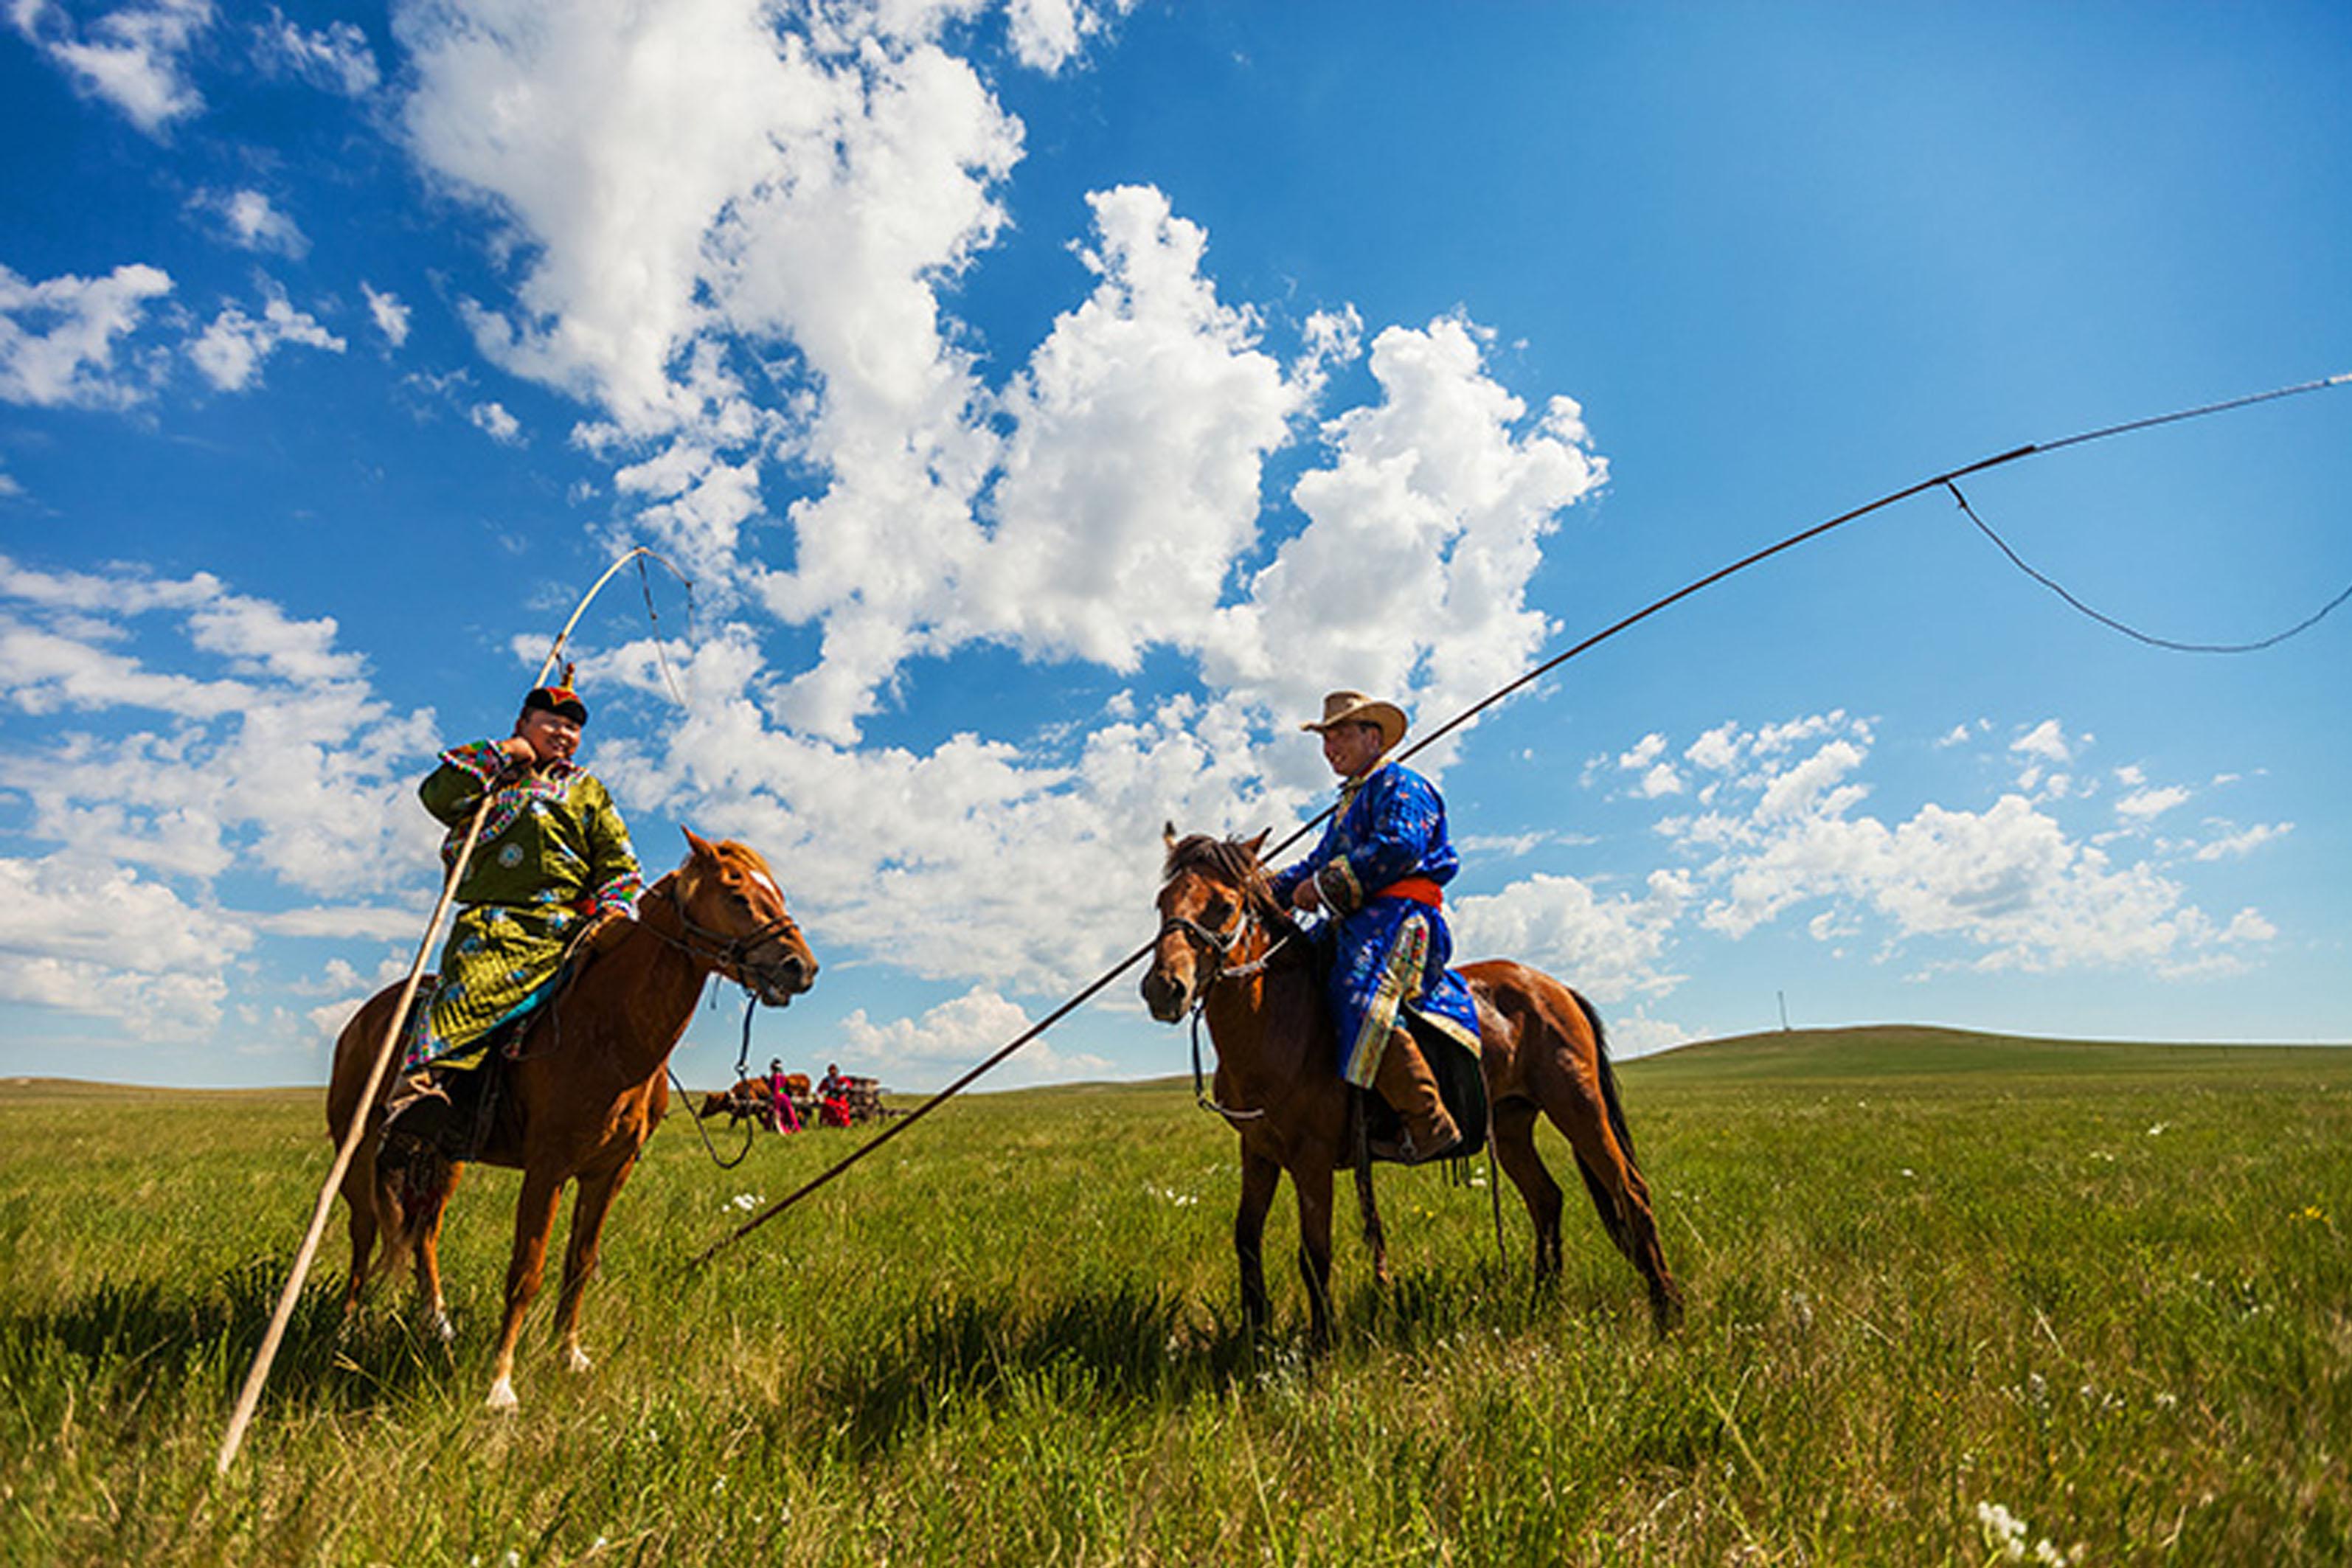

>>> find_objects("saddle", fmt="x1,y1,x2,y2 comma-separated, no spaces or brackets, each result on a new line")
1357,1010,1489,1166
379,984,544,1167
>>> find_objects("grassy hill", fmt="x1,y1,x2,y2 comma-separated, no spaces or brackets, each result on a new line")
1624,1023,2351,1084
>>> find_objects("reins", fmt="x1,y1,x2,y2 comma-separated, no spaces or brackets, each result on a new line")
1164,887,1295,1123
690,371,2352,1269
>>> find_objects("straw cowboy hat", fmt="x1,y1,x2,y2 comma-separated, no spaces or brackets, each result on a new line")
1301,690,1408,752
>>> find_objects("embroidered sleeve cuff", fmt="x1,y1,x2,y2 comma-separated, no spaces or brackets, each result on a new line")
1317,860,1364,917
589,874,645,920
440,740,509,783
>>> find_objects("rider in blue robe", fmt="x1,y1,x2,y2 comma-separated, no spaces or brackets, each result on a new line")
1269,692,1480,1162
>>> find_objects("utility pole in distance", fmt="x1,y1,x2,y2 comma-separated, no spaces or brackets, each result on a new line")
1777,991,1791,1033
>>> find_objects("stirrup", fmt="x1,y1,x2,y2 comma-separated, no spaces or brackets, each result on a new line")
1370,1125,1463,1167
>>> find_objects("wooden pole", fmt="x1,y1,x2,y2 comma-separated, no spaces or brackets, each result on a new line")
214,788,496,1474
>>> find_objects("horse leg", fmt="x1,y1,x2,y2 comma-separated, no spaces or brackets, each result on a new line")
551,1161,634,1375
1353,1145,1389,1288
1489,1099,1564,1283
337,1152,379,1323
486,1168,566,1411
1538,1069,1683,1333
412,1162,462,1345
1293,1156,1337,1353
1235,1145,1281,1339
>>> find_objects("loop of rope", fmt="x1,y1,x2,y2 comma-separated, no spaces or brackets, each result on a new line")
1945,480,2352,653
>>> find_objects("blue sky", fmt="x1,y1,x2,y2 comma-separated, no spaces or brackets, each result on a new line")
2,0,2347,1091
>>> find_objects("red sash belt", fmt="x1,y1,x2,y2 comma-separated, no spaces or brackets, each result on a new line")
1375,876,1445,907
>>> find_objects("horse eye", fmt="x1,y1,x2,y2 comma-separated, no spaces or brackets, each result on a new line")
1202,897,1232,925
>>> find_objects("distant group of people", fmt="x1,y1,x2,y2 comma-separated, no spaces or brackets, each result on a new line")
758,1059,856,1134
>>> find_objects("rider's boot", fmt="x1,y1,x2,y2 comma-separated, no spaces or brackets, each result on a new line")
1369,1027,1461,1165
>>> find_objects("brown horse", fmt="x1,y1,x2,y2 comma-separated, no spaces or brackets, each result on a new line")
1141,829,1682,1345
697,1073,808,1121
326,830,818,1410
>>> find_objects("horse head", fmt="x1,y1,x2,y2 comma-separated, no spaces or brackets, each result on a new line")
1142,824,1277,1023
670,829,820,1007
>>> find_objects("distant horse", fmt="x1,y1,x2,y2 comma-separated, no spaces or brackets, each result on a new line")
326,830,818,1410
697,1073,808,1123
1142,830,1681,1345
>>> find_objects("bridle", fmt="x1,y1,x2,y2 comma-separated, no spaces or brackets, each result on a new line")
644,877,810,1000
1154,872,1291,1123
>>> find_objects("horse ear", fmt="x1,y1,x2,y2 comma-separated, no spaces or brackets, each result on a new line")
681,827,715,860
1242,828,1270,861
1163,821,1179,850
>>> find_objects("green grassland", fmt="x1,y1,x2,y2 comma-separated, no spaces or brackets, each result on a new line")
4,1027,2351,1565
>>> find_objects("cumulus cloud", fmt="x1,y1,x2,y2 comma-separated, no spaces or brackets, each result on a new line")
10,0,212,133
2115,784,2190,824
1640,712,2271,975
251,5,378,94
197,188,308,257
187,284,346,391
0,262,175,409
469,400,523,443
0,555,443,900
1453,870,1689,1005
0,853,251,1035
361,282,410,347
834,982,1111,1088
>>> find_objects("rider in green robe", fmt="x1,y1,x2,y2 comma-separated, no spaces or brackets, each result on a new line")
381,679,642,1145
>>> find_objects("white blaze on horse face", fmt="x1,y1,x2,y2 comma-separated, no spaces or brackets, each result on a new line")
745,867,784,911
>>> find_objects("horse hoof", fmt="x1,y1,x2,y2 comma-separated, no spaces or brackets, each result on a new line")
485,1377,519,1412
563,1344,592,1375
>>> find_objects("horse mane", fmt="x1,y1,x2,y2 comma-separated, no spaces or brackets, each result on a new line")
1161,833,1303,945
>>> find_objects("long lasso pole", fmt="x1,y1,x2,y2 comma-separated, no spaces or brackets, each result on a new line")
687,370,2351,1268
215,547,687,1475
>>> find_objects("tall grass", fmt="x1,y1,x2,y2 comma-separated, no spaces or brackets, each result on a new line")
4,1032,2349,1564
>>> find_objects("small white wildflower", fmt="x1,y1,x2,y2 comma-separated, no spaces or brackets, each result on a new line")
1976,1501,2028,1561
729,1192,764,1213
1900,1168,1916,1179
2147,1121,2171,1137
2155,1391,2179,1408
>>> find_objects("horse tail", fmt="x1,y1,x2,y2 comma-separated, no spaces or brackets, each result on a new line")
1567,988,1641,1265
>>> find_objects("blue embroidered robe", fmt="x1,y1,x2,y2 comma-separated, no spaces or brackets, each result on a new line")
1268,762,1482,1087
409,740,643,1071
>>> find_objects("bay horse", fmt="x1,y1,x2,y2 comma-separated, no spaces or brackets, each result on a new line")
1142,829,1682,1346
325,830,817,1410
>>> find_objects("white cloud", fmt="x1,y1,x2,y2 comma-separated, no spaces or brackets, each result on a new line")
0,556,443,899
198,188,308,257
1687,722,1744,771
251,6,378,94
2012,718,2073,764
0,853,251,1035
361,282,411,347
1003,0,1128,72
1640,713,2266,975
835,983,1112,1089
188,285,346,392
2193,821,2292,862
469,400,523,443
2115,784,2190,824
1452,870,1688,1005
10,0,212,133
0,262,175,409
950,184,1305,670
